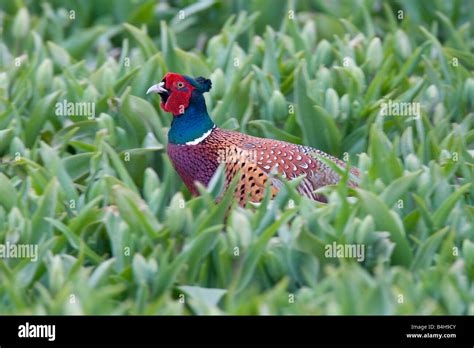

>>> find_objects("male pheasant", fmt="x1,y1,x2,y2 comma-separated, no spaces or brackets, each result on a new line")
147,73,359,206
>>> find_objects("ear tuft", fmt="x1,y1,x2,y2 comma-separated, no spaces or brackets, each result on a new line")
195,77,212,93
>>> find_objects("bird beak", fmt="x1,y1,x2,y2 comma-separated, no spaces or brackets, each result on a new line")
146,81,167,95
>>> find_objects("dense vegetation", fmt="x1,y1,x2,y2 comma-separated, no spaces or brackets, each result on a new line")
0,0,473,314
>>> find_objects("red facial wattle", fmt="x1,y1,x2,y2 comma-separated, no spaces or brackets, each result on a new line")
160,73,194,116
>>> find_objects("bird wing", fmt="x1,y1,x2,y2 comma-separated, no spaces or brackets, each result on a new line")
217,128,359,203
240,139,359,201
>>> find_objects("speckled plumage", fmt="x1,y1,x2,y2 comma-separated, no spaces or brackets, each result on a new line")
168,127,359,205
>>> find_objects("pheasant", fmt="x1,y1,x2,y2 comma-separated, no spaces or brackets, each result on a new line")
147,73,359,206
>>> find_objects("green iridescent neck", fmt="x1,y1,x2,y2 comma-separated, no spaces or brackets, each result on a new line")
168,91,215,145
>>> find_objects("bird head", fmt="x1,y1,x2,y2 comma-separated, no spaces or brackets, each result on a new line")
147,73,212,116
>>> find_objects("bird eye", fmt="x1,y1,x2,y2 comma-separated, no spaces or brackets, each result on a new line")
176,81,185,88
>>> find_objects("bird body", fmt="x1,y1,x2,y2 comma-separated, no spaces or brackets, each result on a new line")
147,73,358,205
